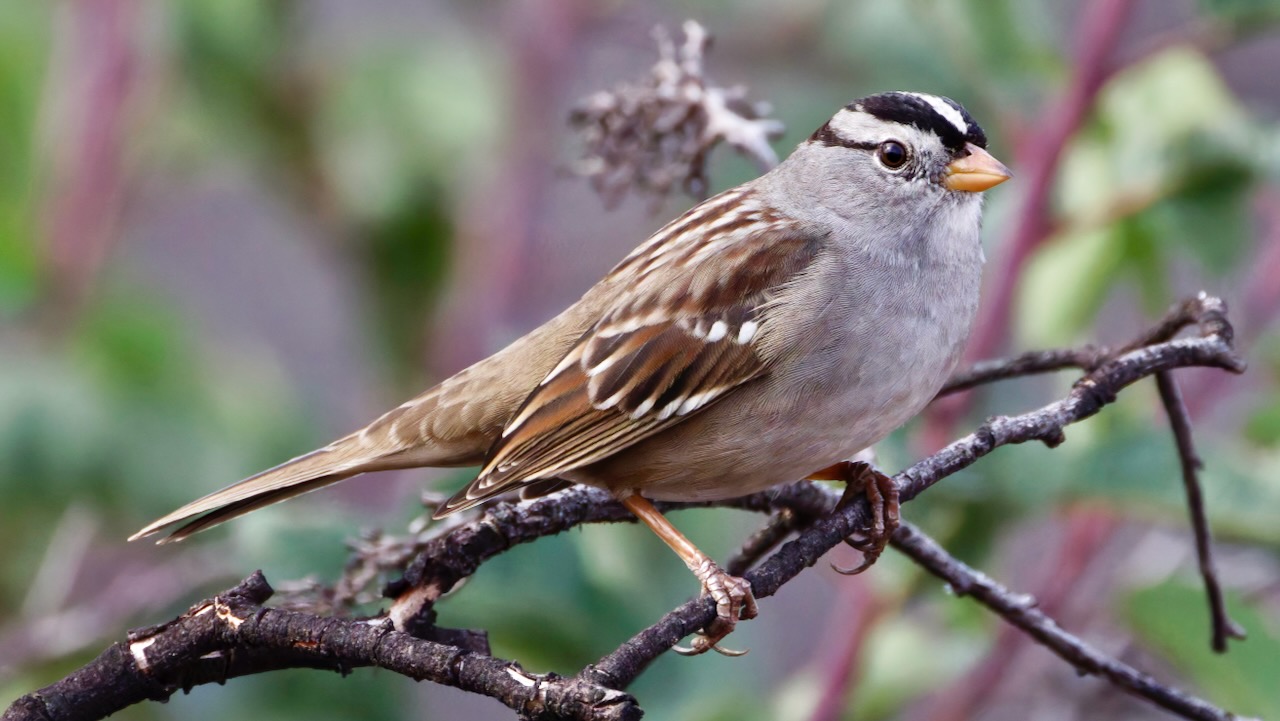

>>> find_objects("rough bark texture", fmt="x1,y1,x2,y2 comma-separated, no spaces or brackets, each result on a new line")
5,294,1251,721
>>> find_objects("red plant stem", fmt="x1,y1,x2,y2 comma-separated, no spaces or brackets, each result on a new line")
911,508,1119,721
971,0,1135,361
1183,187,1280,418
431,0,593,372
40,0,138,326
923,0,1135,447
805,576,886,721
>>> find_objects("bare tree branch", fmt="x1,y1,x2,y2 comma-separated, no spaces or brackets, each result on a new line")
725,508,806,577
938,346,1109,396
4,294,1248,721
945,510,1124,720
3,572,640,721
890,522,1258,721
1155,371,1247,652
938,295,1248,657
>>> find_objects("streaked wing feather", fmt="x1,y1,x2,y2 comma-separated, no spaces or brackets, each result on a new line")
434,200,825,516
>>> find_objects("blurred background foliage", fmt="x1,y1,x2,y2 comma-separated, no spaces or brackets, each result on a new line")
2,0,1280,719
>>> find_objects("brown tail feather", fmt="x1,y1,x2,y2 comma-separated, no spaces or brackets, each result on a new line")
129,445,374,543
154,475,351,543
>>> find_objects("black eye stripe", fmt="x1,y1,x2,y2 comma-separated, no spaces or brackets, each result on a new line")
807,128,916,175
807,122,877,151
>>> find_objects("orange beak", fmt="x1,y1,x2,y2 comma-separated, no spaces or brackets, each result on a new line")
943,143,1012,192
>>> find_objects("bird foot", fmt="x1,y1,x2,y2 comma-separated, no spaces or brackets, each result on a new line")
673,559,758,656
831,461,900,575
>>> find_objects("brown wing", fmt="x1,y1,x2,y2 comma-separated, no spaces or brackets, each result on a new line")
435,198,824,516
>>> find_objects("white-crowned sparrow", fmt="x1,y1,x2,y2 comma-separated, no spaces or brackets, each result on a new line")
132,91,1010,654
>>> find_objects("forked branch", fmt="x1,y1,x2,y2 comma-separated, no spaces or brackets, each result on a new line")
4,294,1247,721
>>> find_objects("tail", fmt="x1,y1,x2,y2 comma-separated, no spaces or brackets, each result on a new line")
128,329,562,542
129,443,385,544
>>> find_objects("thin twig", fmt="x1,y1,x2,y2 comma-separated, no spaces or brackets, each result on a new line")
935,299,1247,658
6,295,1247,721
1154,371,1247,652
939,293,1232,400
725,508,806,577
1183,185,1280,418
938,346,1109,396
582,295,1243,701
915,508,1120,721
891,522,1257,721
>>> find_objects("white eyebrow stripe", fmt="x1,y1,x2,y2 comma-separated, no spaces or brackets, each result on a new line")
913,93,968,136
828,108,892,141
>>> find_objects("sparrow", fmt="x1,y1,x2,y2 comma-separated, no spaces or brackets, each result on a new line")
132,91,1011,655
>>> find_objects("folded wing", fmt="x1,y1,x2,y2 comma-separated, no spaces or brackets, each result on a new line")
437,196,824,515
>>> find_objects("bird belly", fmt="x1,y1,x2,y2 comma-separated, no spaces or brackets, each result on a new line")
568,248,982,502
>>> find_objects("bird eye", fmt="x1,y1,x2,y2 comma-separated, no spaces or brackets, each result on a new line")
877,141,909,170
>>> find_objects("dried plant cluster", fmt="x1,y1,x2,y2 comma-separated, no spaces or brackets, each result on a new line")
274,495,463,616
569,20,784,207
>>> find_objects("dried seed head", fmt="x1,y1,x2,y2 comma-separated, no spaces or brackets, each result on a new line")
569,20,784,209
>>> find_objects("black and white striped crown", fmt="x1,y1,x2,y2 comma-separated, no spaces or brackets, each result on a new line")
812,91,987,153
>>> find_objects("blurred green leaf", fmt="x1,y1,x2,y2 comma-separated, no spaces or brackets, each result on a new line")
73,296,198,400
361,185,453,384
1197,0,1280,23
1018,226,1126,347
1126,581,1280,719
158,667,410,721
1031,47,1259,338
1118,215,1172,315
848,612,987,720
0,1,49,314
1243,394,1280,447
319,42,503,217
168,0,326,202
1146,131,1256,276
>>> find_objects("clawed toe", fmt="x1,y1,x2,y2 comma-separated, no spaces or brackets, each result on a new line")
677,560,757,656
618,495,760,659
674,636,749,657
828,461,900,576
